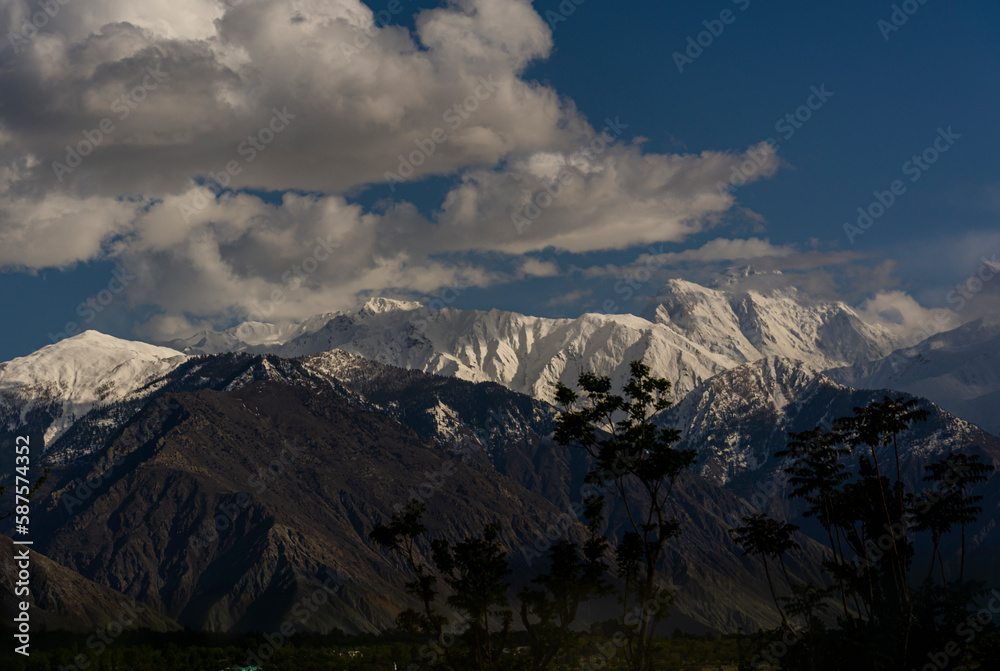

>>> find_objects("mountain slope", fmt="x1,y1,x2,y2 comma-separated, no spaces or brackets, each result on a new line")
29,380,579,633
7,348,832,634
663,356,1000,488
826,316,1000,435
0,535,179,633
0,331,186,450
659,356,1000,582
641,277,900,370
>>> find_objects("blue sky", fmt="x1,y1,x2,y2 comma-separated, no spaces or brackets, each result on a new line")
0,0,998,361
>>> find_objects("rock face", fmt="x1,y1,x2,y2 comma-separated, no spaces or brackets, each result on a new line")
1,301,995,635
160,274,908,407
663,356,1000,485
0,535,179,633
827,316,1000,436
659,356,1000,581
30,380,575,634
4,349,832,635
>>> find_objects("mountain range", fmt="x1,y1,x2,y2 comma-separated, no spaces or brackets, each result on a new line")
154,278,1000,434
1,274,997,634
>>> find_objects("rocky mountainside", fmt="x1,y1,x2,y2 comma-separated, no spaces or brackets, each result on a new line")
0,345,838,635
158,276,910,409
0,285,994,635
26,380,572,634
11,372,827,635
827,316,1000,435
660,356,1000,580
0,535,179,633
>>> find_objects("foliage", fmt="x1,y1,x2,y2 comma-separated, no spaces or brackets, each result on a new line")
553,361,696,671
741,395,997,670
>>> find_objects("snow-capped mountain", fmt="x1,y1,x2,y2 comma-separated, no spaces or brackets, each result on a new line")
4,271,992,459
642,277,900,370
167,297,737,404
164,313,340,355
659,355,1000,584
160,276,909,407
661,356,995,489
0,331,186,447
827,316,1000,435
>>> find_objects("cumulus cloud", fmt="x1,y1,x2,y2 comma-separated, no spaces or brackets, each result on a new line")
0,0,781,337
518,258,560,278
856,291,960,343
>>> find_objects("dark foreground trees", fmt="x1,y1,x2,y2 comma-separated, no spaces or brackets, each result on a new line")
733,396,997,670
553,361,696,671
370,501,609,671
371,361,694,671
370,363,997,671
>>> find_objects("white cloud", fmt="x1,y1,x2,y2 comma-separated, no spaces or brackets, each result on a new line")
635,236,795,267
518,258,560,278
0,0,783,336
0,189,140,269
856,290,959,343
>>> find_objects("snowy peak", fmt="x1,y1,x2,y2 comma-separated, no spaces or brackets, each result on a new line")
0,331,187,446
166,299,733,405
162,319,320,355
151,277,914,409
641,279,761,363
661,356,836,484
359,297,424,314
661,355,997,491
641,278,901,371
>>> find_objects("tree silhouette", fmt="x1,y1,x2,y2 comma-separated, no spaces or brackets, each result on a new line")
369,501,447,643
554,361,696,671
518,537,611,671
730,512,800,632
834,397,928,597
917,452,992,583
432,525,513,671
772,396,998,669
778,427,853,623
372,503,513,670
